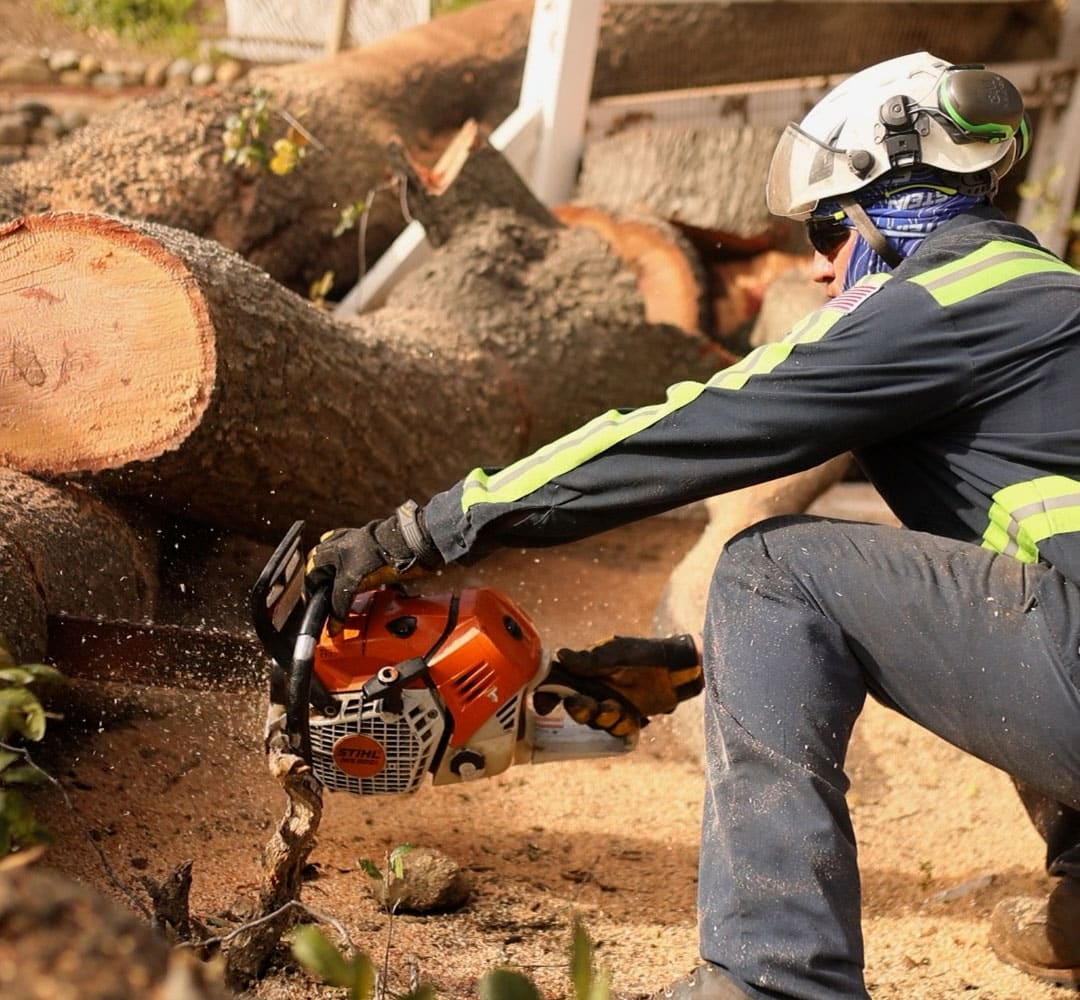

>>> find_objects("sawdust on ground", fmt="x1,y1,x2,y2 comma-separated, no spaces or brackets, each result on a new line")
3,4,1071,998
22,508,1068,1000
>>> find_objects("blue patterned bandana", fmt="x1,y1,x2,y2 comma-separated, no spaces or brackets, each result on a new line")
817,168,989,290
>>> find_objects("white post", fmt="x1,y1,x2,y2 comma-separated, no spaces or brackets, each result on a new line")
516,0,603,204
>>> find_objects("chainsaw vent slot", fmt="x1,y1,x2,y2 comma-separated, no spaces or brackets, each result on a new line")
450,662,497,703
309,690,443,795
495,692,522,732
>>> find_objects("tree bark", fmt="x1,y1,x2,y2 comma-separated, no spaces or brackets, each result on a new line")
0,469,158,662
1,211,721,542
553,204,719,340
0,0,534,295
577,124,785,249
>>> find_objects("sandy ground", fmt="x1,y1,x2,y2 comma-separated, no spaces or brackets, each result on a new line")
18,505,1072,1000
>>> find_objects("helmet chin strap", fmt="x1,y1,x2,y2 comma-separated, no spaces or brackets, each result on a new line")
838,195,904,268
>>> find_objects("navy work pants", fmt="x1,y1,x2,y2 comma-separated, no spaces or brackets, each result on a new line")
697,515,1080,999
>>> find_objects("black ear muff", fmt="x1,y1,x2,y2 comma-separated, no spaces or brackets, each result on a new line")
938,66,1025,143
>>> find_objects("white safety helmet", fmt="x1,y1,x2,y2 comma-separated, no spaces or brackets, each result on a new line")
767,51,1030,221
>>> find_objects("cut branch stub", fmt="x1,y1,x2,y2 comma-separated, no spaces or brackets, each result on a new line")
0,214,215,473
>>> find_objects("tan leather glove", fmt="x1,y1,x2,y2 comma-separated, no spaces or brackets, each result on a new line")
544,634,703,738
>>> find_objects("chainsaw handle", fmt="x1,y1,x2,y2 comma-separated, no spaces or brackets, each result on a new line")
535,662,645,725
285,583,331,764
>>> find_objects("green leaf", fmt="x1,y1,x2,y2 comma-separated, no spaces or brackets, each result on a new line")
0,688,46,742
0,788,51,853
291,925,356,988
357,856,383,881
571,917,593,999
1,763,46,786
0,748,20,772
0,663,63,686
478,968,542,1000
389,843,415,880
0,667,37,687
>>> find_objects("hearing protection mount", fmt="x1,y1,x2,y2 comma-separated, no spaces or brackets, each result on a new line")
861,63,1029,180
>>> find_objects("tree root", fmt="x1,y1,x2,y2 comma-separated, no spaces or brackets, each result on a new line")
222,702,324,989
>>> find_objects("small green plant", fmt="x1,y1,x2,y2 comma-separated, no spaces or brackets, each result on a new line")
291,924,379,1000
0,640,63,855
918,859,935,890
222,88,315,176
292,905,609,1000
358,842,414,885
53,0,199,50
333,200,369,239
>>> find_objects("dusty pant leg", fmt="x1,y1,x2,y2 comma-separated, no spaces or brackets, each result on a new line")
697,518,869,1000
695,515,1080,1000
1013,781,1080,877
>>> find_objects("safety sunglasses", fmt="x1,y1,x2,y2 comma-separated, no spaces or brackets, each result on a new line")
806,217,852,256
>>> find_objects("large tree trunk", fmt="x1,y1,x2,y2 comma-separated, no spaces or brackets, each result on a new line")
0,469,158,662
0,210,720,542
0,0,534,295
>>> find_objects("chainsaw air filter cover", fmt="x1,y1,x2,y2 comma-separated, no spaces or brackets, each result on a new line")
307,587,543,795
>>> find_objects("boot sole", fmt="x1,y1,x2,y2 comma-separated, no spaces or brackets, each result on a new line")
991,938,1080,990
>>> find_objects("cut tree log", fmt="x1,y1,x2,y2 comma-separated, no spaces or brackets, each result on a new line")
553,203,717,340
575,124,787,250
0,210,721,542
389,118,728,344
0,862,227,1000
386,117,556,248
591,1,1060,98
0,0,535,295
0,469,158,662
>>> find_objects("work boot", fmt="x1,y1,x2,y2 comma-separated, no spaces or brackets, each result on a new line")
649,964,750,999
989,876,1080,987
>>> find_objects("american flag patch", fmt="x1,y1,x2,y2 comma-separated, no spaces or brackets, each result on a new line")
827,282,883,314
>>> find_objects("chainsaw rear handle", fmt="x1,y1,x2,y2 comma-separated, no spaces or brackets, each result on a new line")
534,661,646,728
285,581,332,765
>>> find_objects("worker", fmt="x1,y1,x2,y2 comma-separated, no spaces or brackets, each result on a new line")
305,52,1080,1000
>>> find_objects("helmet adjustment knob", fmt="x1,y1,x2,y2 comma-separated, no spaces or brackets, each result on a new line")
847,149,874,178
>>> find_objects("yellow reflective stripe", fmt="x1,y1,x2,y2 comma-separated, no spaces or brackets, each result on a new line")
461,380,707,510
710,341,798,390
911,240,1075,307
981,475,1080,563
462,275,897,512
711,273,892,391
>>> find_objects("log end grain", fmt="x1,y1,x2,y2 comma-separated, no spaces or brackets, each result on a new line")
0,212,216,473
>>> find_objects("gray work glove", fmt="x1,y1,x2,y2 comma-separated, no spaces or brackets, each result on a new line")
539,634,703,738
304,500,442,631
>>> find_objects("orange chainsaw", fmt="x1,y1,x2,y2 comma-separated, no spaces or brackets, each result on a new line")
251,521,636,796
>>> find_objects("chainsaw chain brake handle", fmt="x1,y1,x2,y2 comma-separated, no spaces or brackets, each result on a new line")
358,656,430,715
